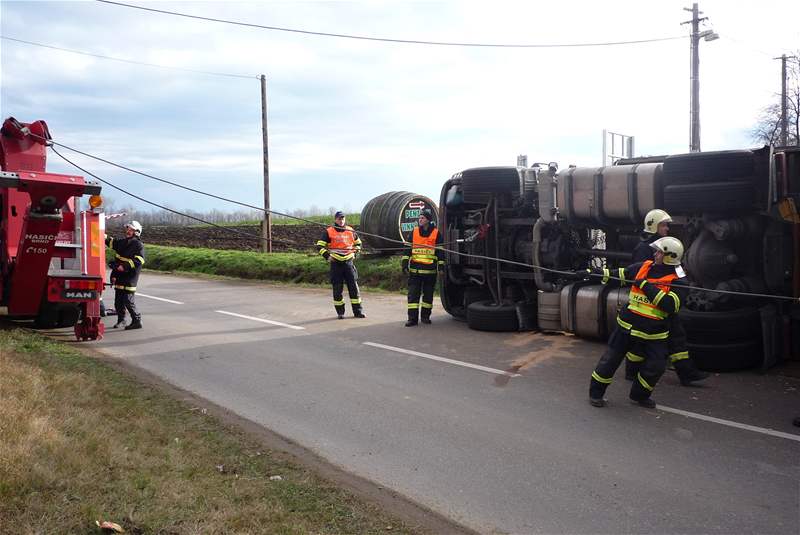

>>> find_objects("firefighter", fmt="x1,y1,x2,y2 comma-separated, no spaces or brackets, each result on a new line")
402,209,444,327
106,221,145,330
588,237,688,409
316,211,365,319
626,209,710,387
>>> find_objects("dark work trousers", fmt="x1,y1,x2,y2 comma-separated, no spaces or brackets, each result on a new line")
330,260,362,316
625,315,701,380
590,324,669,401
114,289,140,322
407,274,436,322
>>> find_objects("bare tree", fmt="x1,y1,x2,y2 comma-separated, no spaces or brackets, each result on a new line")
752,54,800,146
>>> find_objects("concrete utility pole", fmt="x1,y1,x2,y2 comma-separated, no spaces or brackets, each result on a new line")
682,3,718,152
260,74,272,253
775,54,798,146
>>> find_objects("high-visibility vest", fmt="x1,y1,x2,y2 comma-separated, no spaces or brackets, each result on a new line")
327,226,356,260
627,260,677,320
411,227,438,265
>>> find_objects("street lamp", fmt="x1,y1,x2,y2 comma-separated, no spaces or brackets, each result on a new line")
683,3,718,152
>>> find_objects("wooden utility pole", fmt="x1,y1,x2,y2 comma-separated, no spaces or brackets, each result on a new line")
774,54,798,147
260,74,272,253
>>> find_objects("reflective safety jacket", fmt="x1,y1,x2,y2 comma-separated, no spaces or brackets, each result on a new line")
317,225,362,262
628,261,678,320
105,235,145,292
402,224,444,275
594,261,686,340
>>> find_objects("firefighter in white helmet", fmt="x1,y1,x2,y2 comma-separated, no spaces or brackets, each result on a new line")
627,210,709,386
105,221,145,330
588,236,689,409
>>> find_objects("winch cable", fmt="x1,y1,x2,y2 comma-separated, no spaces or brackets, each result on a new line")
46,139,800,303
51,147,302,248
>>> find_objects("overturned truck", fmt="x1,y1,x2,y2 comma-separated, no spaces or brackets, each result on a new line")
439,147,800,372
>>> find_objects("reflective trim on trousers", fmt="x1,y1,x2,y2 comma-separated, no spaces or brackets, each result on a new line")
421,301,433,309
637,373,654,391
670,351,690,362
114,285,136,291
591,371,612,384
333,299,345,305
408,303,420,309
626,351,645,363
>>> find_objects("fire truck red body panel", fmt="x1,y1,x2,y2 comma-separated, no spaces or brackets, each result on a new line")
0,117,106,340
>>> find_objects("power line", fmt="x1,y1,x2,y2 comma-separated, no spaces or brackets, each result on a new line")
0,35,256,80
96,0,685,49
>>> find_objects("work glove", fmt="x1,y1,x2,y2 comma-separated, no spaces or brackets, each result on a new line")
437,262,446,273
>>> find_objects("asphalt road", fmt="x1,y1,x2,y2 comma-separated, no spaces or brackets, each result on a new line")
79,273,799,534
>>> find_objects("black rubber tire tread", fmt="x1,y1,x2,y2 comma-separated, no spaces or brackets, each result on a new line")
687,339,762,372
663,180,754,214
460,167,521,195
679,307,761,342
662,150,755,184
467,300,520,332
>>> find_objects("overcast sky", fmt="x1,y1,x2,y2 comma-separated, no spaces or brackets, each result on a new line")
1,0,798,216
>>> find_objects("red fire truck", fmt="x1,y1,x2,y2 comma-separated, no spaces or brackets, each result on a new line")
0,117,106,340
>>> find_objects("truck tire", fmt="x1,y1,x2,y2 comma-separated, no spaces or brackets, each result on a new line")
467,300,519,332
679,307,761,342
664,181,754,214
662,150,755,184
687,339,762,372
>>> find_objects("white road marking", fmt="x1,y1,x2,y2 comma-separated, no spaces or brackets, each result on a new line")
136,293,184,304
659,405,800,443
364,342,522,378
215,310,305,330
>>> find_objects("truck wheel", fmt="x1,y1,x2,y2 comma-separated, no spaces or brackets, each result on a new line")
687,339,762,372
679,307,761,342
664,181,754,214
466,300,519,332
663,150,755,184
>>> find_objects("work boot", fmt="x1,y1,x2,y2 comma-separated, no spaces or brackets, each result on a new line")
354,312,366,318
112,319,126,329
421,316,431,324
124,319,142,330
589,397,606,408
337,314,344,320
630,397,656,409
674,360,711,386
405,320,418,327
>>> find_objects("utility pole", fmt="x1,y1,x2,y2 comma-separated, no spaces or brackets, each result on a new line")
260,74,272,253
682,3,717,152
774,54,798,146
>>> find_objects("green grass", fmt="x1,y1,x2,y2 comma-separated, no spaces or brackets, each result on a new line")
0,328,418,534
145,244,405,291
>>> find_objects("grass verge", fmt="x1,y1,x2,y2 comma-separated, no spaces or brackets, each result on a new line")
144,245,406,292
0,328,417,534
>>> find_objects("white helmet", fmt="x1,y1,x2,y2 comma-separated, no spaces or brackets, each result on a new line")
125,220,143,236
643,209,672,234
650,236,683,266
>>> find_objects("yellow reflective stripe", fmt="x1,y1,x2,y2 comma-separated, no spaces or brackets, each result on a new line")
409,268,436,274
330,252,355,261
117,255,135,268
637,373,654,391
113,284,136,291
438,260,445,265
354,238,362,246
652,290,666,307
408,303,420,309
421,302,433,309
618,268,627,285
350,298,362,304
333,299,345,305
318,248,328,255
670,351,690,362
401,255,410,260
669,292,681,312
626,352,645,363
630,329,669,340
601,268,610,285
591,371,612,384
628,301,669,320
134,255,145,265
617,316,632,330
